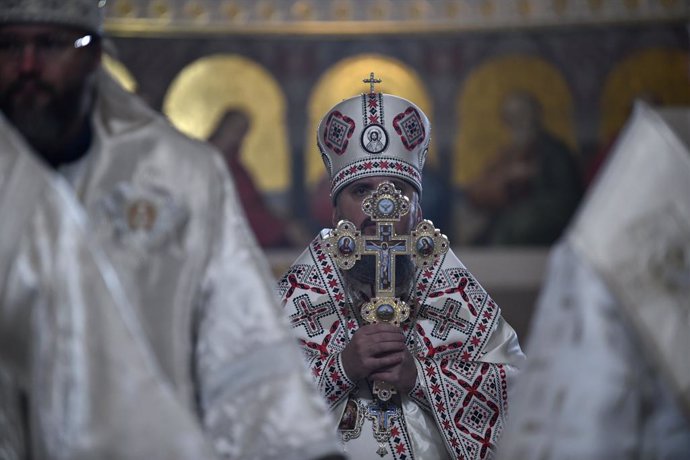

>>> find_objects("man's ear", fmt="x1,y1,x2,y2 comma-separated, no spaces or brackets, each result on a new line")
414,202,423,225
413,193,423,225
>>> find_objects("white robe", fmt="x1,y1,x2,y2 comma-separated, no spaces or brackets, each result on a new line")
280,232,525,459
7,70,339,460
0,117,217,459
497,104,690,459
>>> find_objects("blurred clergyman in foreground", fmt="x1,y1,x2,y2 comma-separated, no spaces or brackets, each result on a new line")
0,114,217,459
497,103,690,459
0,1,340,458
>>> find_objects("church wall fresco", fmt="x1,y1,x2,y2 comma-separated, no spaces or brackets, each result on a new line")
103,4,689,247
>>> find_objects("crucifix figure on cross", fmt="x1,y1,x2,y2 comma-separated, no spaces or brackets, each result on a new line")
324,181,449,403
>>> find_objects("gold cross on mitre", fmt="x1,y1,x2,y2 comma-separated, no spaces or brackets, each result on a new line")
363,72,382,94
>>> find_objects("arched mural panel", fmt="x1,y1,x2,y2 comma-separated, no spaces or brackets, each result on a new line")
163,55,290,193
454,54,576,187
599,48,690,145
453,55,580,246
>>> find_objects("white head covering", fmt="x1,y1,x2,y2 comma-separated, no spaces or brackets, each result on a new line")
0,0,106,35
317,86,431,203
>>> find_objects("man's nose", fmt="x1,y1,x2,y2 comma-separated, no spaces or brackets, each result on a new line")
17,44,41,74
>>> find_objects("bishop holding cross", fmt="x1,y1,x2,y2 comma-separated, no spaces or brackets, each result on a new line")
279,78,525,459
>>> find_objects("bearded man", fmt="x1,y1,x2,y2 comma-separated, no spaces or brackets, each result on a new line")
0,2,339,459
278,85,525,459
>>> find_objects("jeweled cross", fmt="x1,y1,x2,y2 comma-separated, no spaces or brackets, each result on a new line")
324,181,450,328
367,400,397,431
323,182,450,454
363,72,382,94
365,399,400,457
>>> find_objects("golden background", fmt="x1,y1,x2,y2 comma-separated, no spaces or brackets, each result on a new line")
600,48,690,145
103,54,137,92
454,55,576,186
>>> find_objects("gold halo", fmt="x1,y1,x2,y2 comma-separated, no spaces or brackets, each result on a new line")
306,53,434,187
454,54,576,186
103,54,137,92
600,48,690,145
163,54,290,192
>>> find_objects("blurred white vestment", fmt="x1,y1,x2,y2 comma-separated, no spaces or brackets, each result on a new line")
56,71,338,460
0,117,217,459
497,104,690,459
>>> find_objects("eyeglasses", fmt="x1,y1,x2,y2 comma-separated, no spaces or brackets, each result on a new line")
0,33,94,60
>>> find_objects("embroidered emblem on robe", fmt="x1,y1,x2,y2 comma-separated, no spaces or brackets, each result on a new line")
94,183,188,252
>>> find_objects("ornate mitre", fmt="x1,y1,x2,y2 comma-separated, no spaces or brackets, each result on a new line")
0,0,105,34
317,76,431,203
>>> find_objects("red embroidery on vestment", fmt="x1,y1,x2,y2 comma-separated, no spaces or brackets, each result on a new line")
280,235,509,459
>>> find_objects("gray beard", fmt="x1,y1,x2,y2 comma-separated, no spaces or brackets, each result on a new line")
343,254,416,298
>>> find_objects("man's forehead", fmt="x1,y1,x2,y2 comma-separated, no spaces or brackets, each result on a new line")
348,177,415,192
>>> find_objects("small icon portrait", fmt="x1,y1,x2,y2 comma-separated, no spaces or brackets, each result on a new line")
338,399,360,432
361,124,388,154
127,199,157,231
338,236,356,255
416,236,435,256
377,197,395,216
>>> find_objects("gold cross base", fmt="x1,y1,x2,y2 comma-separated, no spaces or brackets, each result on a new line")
361,297,410,327
361,296,410,402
